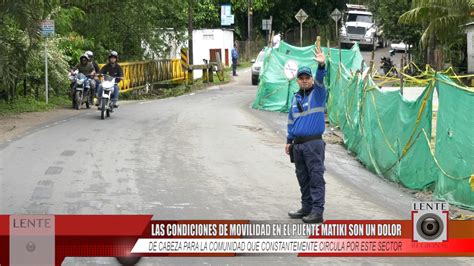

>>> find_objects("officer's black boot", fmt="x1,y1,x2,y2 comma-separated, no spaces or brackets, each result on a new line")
288,209,310,219
302,213,324,224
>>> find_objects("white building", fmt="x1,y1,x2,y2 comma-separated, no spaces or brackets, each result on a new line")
465,22,474,73
192,29,235,79
141,28,235,79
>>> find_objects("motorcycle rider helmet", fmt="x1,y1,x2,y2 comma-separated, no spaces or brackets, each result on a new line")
80,54,89,62
109,51,118,59
85,51,94,58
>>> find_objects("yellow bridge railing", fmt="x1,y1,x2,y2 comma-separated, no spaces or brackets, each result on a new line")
99,59,186,92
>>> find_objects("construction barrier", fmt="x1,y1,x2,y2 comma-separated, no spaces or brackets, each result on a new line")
252,41,474,210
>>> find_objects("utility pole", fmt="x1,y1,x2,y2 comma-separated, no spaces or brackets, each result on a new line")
44,40,49,104
188,0,194,83
248,0,253,41
247,0,253,61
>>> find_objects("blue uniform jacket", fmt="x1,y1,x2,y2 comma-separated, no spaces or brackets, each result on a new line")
287,65,327,144
231,48,238,60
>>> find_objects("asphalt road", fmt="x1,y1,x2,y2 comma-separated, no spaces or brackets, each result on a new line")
0,68,469,265
361,46,406,73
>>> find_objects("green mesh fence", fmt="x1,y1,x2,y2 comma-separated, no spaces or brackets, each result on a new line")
252,41,474,210
433,74,474,209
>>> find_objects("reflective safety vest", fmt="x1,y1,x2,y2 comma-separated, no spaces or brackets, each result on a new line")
287,68,327,143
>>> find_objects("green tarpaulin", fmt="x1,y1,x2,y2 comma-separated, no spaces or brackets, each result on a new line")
252,41,474,210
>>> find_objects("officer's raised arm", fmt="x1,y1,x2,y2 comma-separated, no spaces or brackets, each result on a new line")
314,47,326,84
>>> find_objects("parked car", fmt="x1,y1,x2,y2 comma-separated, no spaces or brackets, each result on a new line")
390,41,412,52
251,50,266,85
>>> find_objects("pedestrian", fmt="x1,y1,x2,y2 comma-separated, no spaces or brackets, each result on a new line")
231,42,239,76
286,46,327,224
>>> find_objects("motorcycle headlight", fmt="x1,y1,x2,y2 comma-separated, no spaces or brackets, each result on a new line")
77,79,84,85
102,81,113,89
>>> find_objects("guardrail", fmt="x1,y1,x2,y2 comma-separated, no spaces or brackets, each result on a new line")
99,59,186,92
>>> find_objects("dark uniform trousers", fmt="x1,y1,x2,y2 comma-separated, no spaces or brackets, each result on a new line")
292,139,326,215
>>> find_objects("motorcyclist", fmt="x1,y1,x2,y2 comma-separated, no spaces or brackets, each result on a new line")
85,50,100,73
97,51,123,108
380,56,396,76
70,54,96,99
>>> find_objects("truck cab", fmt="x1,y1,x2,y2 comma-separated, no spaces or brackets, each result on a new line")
339,4,384,50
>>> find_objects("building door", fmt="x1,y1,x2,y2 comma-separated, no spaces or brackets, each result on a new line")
209,49,221,64
225,49,229,66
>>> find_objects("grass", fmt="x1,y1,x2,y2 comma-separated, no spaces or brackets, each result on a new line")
0,95,70,115
237,60,253,69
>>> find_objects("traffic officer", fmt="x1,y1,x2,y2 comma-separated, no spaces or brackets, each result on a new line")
286,46,327,224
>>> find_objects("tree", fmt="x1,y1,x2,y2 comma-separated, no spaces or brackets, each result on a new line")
367,0,421,46
399,0,473,47
0,0,54,102
399,0,474,68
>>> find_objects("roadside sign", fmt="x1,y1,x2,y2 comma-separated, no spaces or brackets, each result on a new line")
284,60,298,80
295,9,308,47
330,8,342,22
221,4,234,26
40,20,55,104
180,48,189,70
295,9,308,24
262,19,272,30
40,20,55,37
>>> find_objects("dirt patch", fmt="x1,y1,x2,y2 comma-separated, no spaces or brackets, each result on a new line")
324,131,344,145
0,108,80,143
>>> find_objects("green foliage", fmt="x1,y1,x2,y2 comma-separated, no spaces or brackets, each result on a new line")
367,0,422,45
0,95,70,114
399,0,473,47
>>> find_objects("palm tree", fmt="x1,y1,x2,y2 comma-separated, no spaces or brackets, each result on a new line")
399,0,474,68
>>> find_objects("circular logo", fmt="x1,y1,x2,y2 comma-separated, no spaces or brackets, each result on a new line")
284,60,298,80
416,213,444,240
26,241,36,252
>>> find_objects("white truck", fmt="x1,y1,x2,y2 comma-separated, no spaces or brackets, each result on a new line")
339,4,385,50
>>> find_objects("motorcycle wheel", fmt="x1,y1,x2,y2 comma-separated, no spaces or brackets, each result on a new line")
101,99,106,120
75,91,81,110
115,256,141,265
86,92,91,109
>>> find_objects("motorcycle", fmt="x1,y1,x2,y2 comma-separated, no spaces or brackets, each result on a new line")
98,74,121,120
380,56,397,77
69,70,94,110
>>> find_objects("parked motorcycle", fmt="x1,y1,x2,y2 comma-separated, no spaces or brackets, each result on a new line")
98,74,121,120
69,70,94,110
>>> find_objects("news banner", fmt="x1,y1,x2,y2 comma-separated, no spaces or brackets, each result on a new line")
1,202,473,264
